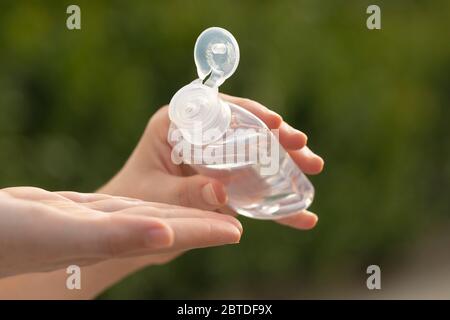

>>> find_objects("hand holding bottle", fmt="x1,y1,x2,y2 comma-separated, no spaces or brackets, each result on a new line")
168,27,324,220
101,95,323,229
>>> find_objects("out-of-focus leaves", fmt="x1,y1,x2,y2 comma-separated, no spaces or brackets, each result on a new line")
0,0,449,298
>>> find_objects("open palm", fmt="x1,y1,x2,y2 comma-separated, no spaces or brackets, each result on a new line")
0,187,241,278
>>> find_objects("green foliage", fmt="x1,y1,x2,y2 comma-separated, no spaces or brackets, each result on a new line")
0,0,449,298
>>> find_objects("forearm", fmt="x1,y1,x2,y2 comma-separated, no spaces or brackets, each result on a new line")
0,257,151,300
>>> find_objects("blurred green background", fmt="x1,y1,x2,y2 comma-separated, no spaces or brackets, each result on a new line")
0,0,449,298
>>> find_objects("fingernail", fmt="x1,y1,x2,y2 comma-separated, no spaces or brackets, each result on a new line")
146,227,173,248
201,183,221,206
317,155,324,163
306,212,319,227
301,132,308,142
228,225,242,244
296,131,308,146
305,211,318,219
224,218,243,234
234,220,243,234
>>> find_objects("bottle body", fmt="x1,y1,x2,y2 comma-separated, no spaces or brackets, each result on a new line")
169,101,314,220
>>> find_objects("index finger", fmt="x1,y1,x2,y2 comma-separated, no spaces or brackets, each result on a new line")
220,94,283,129
220,94,308,150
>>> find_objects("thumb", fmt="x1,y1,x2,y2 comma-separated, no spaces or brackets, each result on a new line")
167,175,228,210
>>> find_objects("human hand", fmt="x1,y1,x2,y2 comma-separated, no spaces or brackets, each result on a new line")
0,97,323,297
0,187,242,278
101,94,324,230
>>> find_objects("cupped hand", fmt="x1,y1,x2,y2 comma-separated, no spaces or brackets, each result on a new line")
101,94,324,230
0,187,241,278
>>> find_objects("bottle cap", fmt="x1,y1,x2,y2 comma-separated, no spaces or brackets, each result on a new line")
194,27,240,87
168,27,238,146
168,81,231,145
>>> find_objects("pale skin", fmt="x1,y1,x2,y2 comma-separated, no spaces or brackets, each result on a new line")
0,95,324,299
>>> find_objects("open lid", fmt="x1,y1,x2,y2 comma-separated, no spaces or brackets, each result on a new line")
194,27,240,87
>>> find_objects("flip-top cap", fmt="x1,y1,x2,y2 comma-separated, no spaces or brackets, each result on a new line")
194,27,240,87
169,81,231,145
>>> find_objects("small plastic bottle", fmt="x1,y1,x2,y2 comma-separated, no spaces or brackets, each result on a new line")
168,27,314,220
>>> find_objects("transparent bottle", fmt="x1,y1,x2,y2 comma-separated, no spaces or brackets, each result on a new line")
168,27,314,220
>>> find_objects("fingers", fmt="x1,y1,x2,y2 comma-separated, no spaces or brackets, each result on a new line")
56,191,115,203
85,201,243,233
124,202,242,236
0,188,143,206
165,174,228,211
87,212,241,259
0,190,11,199
278,122,308,150
84,214,174,258
118,217,241,258
276,210,319,230
143,105,171,146
2,188,242,266
160,217,241,251
220,94,283,128
218,205,239,217
66,193,241,235
220,95,307,149
288,146,324,175
2,187,66,201
150,98,323,177
81,198,172,213
220,94,323,172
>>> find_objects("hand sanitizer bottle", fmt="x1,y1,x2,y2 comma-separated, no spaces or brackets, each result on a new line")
168,27,314,219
